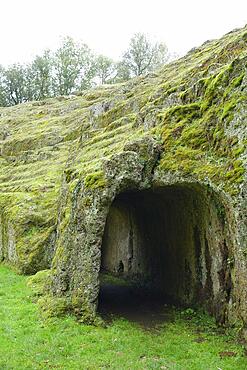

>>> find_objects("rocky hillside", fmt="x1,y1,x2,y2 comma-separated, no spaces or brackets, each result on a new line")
0,26,246,329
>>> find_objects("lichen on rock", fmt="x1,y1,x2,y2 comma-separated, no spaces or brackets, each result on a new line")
0,26,246,337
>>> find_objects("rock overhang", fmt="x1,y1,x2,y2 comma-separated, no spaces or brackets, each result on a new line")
0,26,246,333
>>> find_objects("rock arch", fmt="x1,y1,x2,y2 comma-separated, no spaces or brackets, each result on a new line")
47,138,246,328
100,185,233,321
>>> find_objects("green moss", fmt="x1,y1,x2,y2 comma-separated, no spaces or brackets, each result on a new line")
27,269,50,296
100,272,131,287
220,100,238,122
84,170,107,189
154,49,246,195
38,295,70,319
224,72,245,95
159,102,201,124
0,25,246,277
232,146,245,157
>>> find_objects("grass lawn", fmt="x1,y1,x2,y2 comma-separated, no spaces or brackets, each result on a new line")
0,264,246,369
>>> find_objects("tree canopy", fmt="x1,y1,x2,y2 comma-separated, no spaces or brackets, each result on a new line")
122,33,169,77
0,33,172,106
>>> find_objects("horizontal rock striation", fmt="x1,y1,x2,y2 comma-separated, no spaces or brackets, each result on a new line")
0,27,246,334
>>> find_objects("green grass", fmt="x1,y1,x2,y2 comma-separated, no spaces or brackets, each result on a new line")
0,264,246,370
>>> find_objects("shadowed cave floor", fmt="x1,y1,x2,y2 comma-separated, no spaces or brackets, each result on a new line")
98,283,178,329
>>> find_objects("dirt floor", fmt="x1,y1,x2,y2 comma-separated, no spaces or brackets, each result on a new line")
98,283,177,329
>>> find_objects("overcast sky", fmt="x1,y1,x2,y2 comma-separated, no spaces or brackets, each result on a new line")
0,0,246,66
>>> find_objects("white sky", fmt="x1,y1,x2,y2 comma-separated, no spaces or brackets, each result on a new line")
0,0,246,66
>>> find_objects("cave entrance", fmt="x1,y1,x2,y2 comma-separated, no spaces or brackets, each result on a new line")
98,185,230,325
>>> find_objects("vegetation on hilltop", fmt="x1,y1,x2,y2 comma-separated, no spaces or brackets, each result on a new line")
0,34,170,107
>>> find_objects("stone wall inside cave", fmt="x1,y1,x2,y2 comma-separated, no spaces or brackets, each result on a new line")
101,186,233,316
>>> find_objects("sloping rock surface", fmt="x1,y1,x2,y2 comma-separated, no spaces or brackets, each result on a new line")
0,27,246,329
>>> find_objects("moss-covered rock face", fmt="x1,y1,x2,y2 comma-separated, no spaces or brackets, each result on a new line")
0,27,246,330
